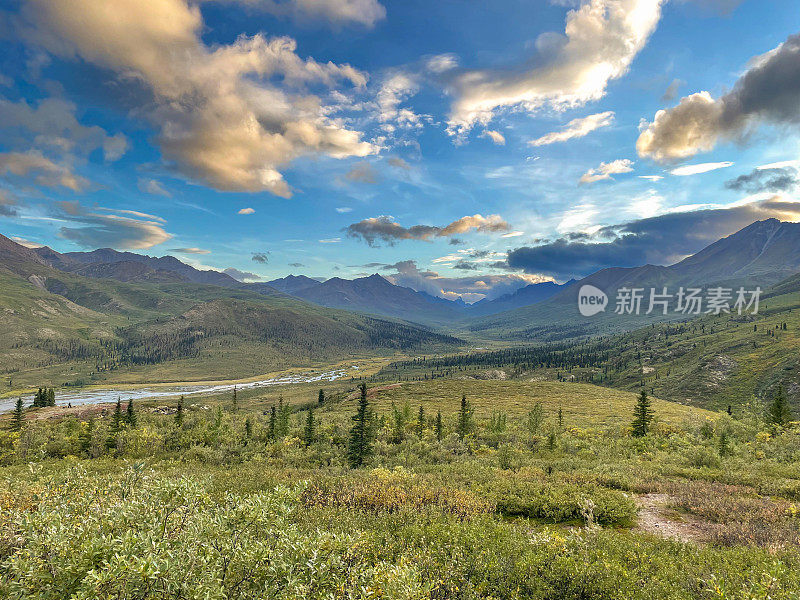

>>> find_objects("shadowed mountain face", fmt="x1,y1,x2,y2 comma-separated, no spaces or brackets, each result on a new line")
35,246,246,288
266,275,322,295
469,219,800,339
283,274,466,325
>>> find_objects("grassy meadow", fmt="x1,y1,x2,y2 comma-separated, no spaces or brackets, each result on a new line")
2,378,800,598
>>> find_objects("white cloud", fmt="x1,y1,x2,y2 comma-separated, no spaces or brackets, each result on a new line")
670,161,733,176
336,206,353,213
238,207,256,215
138,178,172,197
319,237,341,243
55,201,172,249
579,158,634,183
638,174,663,181
425,53,459,74
447,0,664,133
528,111,614,146
757,160,800,171
23,0,376,197
0,150,90,191
218,0,386,27
170,247,211,254
501,231,525,238
483,130,506,145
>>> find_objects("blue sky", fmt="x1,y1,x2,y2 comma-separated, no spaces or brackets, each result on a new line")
1,0,799,301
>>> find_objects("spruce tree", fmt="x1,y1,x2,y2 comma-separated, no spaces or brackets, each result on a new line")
557,406,564,430
126,400,137,428
47,388,56,407
631,389,654,437
276,397,290,437
107,398,123,450
767,385,792,427
527,402,544,436
268,405,277,440
347,383,372,468
232,386,238,412
80,419,94,456
303,408,315,446
318,389,325,405
435,410,443,442
244,417,252,441
417,405,425,436
456,395,473,440
175,395,184,427
11,397,24,431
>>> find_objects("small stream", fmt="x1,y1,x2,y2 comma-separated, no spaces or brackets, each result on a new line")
0,368,353,413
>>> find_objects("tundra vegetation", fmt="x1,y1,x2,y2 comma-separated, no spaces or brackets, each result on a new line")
1,378,800,598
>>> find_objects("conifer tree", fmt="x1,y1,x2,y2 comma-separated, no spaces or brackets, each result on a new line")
107,398,123,450
268,405,277,440
417,405,425,436
527,402,544,436
318,389,325,405
347,382,373,468
232,386,238,412
456,394,473,440
435,410,443,442
303,408,315,446
557,406,564,430
631,389,654,437
767,385,792,427
11,397,24,431
175,396,184,427
80,418,94,456
126,400,137,428
47,388,55,407
214,406,223,429
244,417,252,441
276,397,290,437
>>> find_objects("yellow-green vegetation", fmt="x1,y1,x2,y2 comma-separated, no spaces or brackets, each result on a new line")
2,378,800,597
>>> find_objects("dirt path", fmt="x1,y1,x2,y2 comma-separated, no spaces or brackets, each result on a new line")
636,493,706,543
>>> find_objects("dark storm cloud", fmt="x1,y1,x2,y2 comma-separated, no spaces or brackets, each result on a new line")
252,252,269,263
725,167,798,193
504,199,800,280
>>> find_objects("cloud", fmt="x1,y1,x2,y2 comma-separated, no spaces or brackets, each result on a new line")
376,72,424,130
446,0,664,133
637,33,800,162
501,231,525,238
238,208,256,215
344,161,380,184
170,247,210,254
0,151,90,191
54,201,173,249
345,214,510,246
22,0,376,197
223,267,262,282
725,167,799,193
380,259,549,302
11,236,43,248
639,174,663,181
579,158,634,183
529,111,614,146
0,190,19,217
138,178,172,197
0,96,128,161
288,262,305,267
387,157,411,170
219,0,386,27
661,78,684,102
425,53,459,74
483,130,506,145
670,161,733,176
252,252,270,263
504,197,800,279
319,237,341,243
335,206,352,213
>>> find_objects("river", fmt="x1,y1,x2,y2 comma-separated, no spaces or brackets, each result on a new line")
0,368,354,413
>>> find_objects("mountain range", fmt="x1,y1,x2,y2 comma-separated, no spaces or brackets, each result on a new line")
1,217,799,385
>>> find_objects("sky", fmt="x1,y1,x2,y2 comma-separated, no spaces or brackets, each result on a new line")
1,0,800,302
